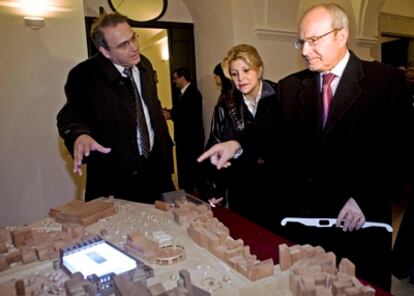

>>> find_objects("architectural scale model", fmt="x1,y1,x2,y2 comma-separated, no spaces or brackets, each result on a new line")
0,194,377,296
170,198,274,281
278,243,376,296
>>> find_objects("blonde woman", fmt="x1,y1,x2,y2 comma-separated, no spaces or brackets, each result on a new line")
205,44,278,229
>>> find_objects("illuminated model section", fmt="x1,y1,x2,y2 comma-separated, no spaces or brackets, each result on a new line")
278,243,376,296
171,198,274,281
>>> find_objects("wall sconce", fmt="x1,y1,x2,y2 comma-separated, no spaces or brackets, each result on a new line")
24,16,45,30
161,37,169,61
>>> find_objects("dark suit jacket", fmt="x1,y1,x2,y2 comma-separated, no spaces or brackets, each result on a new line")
242,51,414,223
170,83,205,190
239,51,414,291
57,53,174,200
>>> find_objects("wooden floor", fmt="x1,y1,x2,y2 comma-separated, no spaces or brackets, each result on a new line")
391,195,414,296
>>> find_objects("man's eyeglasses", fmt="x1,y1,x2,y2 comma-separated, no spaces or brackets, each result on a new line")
111,33,138,51
294,28,342,49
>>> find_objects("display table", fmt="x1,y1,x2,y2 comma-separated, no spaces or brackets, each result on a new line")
0,198,392,296
212,206,391,296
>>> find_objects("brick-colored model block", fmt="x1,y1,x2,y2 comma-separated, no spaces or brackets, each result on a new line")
35,246,50,261
298,274,316,296
49,200,84,218
62,224,84,239
0,255,9,271
332,279,353,295
148,283,166,295
21,247,37,264
316,285,331,296
14,279,25,296
51,199,116,227
339,258,356,277
154,200,170,211
11,227,33,247
0,241,7,254
279,243,292,271
6,249,22,264
0,227,8,242
124,231,159,264
113,274,145,296
247,258,274,281
361,285,376,296
345,286,363,296
64,272,96,296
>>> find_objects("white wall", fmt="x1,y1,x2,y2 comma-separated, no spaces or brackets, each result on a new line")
0,0,412,226
0,0,88,225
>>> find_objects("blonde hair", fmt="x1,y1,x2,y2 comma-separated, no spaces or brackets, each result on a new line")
222,44,263,78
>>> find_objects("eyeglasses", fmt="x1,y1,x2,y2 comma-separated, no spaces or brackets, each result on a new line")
111,32,138,51
294,28,342,49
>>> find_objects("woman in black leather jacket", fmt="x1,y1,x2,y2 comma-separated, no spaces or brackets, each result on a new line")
205,44,278,230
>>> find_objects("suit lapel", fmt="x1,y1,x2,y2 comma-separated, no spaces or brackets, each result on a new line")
297,72,323,138
324,52,363,133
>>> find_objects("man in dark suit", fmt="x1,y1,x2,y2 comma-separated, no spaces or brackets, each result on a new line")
198,3,414,291
163,68,205,192
57,12,175,203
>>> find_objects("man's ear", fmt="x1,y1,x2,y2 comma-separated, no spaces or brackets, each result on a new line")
99,46,111,59
338,28,349,47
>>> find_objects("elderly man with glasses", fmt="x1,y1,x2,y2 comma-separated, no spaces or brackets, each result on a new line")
199,3,414,292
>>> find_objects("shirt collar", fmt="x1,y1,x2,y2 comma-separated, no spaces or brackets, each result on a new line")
321,50,350,79
114,63,137,77
181,82,191,94
242,79,263,105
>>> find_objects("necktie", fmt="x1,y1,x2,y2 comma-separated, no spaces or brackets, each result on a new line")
123,67,150,158
322,73,336,127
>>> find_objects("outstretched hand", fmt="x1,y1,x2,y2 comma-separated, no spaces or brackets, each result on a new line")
73,134,111,176
197,140,241,169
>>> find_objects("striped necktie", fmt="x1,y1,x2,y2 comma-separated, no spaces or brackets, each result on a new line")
123,67,150,158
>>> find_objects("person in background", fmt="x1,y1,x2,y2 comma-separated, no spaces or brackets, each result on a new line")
198,3,414,291
201,63,233,205
213,62,233,101
406,66,414,103
163,67,205,193
153,69,159,84
57,12,175,203
204,46,278,229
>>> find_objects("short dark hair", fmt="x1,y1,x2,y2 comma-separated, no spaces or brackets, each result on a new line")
90,12,128,50
173,67,191,81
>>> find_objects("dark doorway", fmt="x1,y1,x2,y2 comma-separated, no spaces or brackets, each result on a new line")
381,37,409,68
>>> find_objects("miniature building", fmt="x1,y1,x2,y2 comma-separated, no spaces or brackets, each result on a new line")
278,243,376,296
124,230,186,265
49,199,116,226
113,269,210,296
179,200,274,281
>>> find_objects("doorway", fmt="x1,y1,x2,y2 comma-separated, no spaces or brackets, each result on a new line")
134,27,178,188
